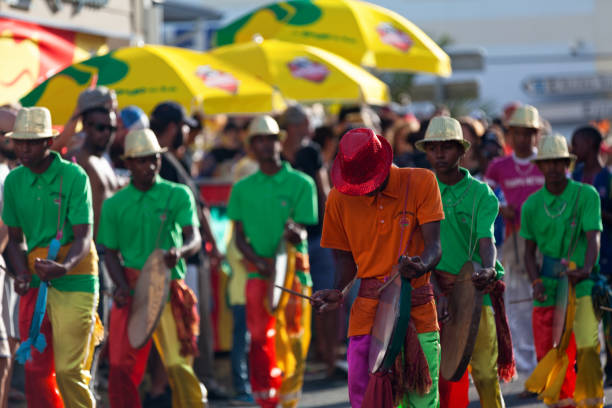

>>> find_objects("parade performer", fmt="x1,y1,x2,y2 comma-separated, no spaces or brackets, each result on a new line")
98,129,207,407
417,117,513,408
521,133,603,407
312,127,445,408
484,104,544,374
3,107,101,407
227,115,317,408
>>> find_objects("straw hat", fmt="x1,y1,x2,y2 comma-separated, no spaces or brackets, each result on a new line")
331,128,392,196
415,116,470,152
508,104,540,129
6,107,59,139
122,129,167,159
247,115,281,142
532,133,576,163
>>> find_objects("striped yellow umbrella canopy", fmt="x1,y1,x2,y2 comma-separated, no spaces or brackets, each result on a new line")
214,0,451,76
210,39,389,105
20,45,286,123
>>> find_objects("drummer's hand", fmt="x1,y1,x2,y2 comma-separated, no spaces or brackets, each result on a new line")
532,280,547,303
284,221,307,245
398,255,427,279
208,246,224,271
567,267,589,286
113,284,130,308
34,258,68,281
472,267,496,292
310,289,343,313
436,294,450,324
14,272,30,296
164,248,180,269
254,258,274,277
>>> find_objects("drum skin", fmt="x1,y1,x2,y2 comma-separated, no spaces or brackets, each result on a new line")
128,249,171,349
368,268,412,373
440,261,483,382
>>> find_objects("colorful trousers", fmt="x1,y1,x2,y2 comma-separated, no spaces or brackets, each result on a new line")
108,298,206,408
348,331,440,408
532,295,603,407
439,306,505,408
277,275,312,408
246,277,282,407
19,288,99,408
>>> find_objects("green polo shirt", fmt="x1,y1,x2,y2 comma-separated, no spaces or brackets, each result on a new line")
97,176,199,281
2,151,93,251
227,162,317,279
2,151,95,292
436,168,504,305
521,179,602,302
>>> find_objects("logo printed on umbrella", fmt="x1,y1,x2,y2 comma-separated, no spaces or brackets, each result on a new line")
376,22,413,52
195,65,239,94
287,57,330,83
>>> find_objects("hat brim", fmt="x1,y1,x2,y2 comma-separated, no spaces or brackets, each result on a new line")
121,147,168,160
183,115,198,128
5,129,59,139
531,154,577,163
331,135,393,196
507,123,539,130
415,138,471,152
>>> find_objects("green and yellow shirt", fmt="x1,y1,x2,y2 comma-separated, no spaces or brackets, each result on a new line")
521,179,602,302
227,162,317,282
436,168,503,305
97,176,199,281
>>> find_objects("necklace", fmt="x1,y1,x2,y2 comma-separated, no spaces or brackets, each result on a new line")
514,160,535,177
543,200,567,219
443,180,473,208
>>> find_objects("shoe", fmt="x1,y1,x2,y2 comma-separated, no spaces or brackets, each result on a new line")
143,386,172,408
229,393,257,406
204,379,230,400
517,389,538,399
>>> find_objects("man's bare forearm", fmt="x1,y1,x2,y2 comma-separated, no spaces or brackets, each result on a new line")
103,248,129,289
234,221,266,266
583,230,601,272
178,226,201,259
419,221,442,272
332,249,357,290
62,224,92,271
524,239,539,283
478,237,497,270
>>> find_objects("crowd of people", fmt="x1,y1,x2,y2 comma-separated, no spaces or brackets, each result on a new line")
0,85,609,408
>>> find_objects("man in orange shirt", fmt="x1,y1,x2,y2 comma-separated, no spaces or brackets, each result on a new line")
312,128,444,408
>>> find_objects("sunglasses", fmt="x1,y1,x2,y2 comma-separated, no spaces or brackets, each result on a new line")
89,123,117,133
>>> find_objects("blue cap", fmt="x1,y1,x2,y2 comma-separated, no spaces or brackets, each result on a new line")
120,106,149,131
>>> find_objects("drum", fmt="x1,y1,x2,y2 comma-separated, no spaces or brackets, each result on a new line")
269,240,295,312
541,256,571,348
440,261,483,381
128,249,171,349
368,267,413,373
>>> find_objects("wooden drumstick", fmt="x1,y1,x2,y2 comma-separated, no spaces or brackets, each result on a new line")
377,269,401,296
274,284,315,301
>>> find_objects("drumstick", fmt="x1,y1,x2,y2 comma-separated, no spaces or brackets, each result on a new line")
600,306,612,312
509,298,533,304
274,284,315,301
377,270,401,296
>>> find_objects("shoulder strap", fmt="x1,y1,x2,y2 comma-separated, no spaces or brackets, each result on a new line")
565,183,583,261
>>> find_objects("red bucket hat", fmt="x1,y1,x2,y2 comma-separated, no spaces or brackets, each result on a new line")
331,128,393,196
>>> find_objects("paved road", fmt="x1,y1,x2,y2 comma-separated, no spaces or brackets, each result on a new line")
211,368,612,408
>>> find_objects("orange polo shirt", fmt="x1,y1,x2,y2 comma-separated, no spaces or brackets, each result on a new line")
321,166,444,337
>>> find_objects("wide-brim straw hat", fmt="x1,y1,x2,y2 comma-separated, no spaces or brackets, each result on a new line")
531,133,576,163
331,127,393,196
508,104,540,129
6,107,59,139
415,116,470,152
122,129,167,159
247,115,282,142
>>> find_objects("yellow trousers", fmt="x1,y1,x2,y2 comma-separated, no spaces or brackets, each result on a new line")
471,306,505,408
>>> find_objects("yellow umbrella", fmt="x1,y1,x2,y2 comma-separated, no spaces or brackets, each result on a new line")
210,39,389,105
20,45,286,124
213,0,451,76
